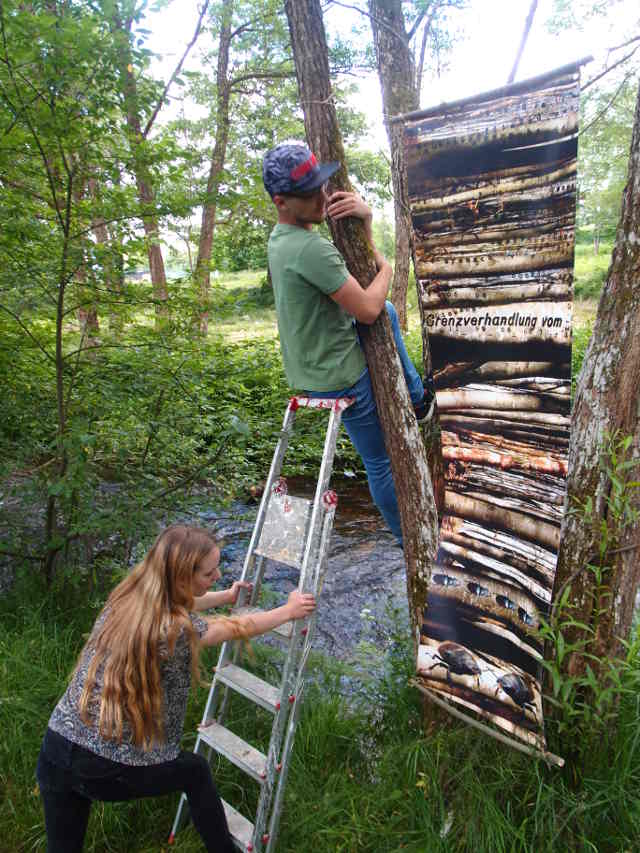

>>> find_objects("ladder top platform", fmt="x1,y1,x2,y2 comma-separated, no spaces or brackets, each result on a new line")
288,395,354,412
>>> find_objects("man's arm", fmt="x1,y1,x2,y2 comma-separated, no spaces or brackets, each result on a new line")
325,191,392,325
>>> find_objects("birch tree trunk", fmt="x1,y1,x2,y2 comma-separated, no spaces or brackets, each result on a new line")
553,79,640,683
368,0,418,331
284,0,438,638
193,0,233,335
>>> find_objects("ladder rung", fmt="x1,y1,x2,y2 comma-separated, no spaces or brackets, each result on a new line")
216,663,281,712
221,798,254,851
235,606,293,640
199,721,267,783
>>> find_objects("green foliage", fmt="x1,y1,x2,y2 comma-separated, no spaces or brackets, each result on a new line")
571,316,594,397
2,577,640,852
538,433,640,767
577,78,636,240
573,237,613,300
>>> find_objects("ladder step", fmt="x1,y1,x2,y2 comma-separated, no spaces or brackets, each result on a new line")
216,663,281,713
199,721,267,783
221,798,254,851
235,606,293,640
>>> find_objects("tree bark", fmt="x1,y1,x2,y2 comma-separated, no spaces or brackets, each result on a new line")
552,79,640,681
368,0,419,331
88,176,122,334
193,0,233,335
284,0,439,636
72,172,100,349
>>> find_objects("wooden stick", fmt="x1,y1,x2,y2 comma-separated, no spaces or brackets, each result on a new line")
444,491,561,550
411,681,564,768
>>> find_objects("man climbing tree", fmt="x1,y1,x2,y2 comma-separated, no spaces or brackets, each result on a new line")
262,143,435,543
283,0,440,636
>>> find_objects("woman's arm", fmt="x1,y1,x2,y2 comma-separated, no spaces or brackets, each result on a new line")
200,590,316,647
193,581,252,611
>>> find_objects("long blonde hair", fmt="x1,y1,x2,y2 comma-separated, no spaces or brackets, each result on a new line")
77,525,225,750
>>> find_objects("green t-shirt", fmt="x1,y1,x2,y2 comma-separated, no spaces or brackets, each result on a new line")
268,223,366,391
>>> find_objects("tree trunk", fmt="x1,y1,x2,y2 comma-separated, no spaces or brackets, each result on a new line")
88,177,122,334
71,171,99,350
368,0,419,331
112,11,168,322
368,0,444,516
193,0,233,335
553,79,640,683
284,0,439,636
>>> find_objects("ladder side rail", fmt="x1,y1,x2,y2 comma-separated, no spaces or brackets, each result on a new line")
264,667,309,853
249,525,326,847
247,555,267,607
254,406,342,853
216,403,295,682
239,402,297,576
264,540,327,853
217,553,268,727
171,398,346,850
250,623,305,851
297,404,344,593
311,505,335,597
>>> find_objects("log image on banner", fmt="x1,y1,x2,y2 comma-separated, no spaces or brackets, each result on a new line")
401,65,581,752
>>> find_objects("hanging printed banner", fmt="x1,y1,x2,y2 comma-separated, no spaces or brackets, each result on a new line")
400,65,581,752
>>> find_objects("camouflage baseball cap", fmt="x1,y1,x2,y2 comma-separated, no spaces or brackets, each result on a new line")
263,143,339,197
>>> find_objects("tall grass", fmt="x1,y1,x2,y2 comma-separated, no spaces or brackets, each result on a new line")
2,573,639,853
573,241,613,302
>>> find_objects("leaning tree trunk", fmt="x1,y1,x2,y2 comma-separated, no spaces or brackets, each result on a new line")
553,78,640,686
369,0,418,331
284,0,438,638
369,0,445,517
193,0,233,335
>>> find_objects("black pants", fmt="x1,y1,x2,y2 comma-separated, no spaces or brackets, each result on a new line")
36,728,234,853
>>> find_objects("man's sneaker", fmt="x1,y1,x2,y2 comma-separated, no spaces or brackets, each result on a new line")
414,374,436,423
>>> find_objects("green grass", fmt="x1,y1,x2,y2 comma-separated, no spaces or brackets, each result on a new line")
2,580,639,852
0,263,617,852
574,241,613,301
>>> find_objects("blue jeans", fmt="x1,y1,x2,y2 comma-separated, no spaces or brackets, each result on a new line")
310,301,423,543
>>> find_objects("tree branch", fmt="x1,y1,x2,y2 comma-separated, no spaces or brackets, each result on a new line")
582,43,640,92
507,0,538,84
407,10,426,43
142,437,229,507
0,303,56,365
416,8,438,96
607,35,640,54
328,0,405,43
143,0,211,138
579,71,635,138
229,67,296,89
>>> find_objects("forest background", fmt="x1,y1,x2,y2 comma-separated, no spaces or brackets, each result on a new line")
1,0,640,850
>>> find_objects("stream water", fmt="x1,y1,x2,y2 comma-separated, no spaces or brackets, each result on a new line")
192,477,412,672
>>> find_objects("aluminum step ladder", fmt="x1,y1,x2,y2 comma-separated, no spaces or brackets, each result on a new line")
169,395,353,853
